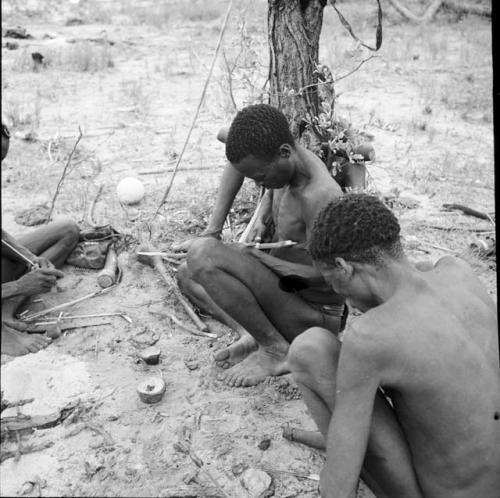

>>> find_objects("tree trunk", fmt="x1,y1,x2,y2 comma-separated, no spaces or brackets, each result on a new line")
268,0,327,138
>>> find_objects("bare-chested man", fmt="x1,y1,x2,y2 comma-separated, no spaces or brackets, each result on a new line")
1,122,80,356
287,193,499,497
178,104,347,387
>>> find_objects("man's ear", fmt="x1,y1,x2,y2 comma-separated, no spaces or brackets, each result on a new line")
279,143,292,159
334,257,353,277
217,126,230,144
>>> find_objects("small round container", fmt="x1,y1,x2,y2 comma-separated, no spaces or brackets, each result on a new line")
137,376,166,404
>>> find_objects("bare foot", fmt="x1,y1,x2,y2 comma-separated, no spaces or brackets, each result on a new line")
214,332,258,369
2,324,51,356
218,345,289,387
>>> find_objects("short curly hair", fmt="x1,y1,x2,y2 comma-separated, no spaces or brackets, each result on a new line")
309,194,403,266
225,104,295,164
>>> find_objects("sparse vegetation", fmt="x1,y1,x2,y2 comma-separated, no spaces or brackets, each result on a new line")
0,1,494,497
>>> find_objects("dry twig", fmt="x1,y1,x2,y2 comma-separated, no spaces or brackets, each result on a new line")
21,286,116,321
150,0,234,222
46,126,83,223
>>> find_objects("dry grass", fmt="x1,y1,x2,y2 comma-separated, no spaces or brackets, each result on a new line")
2,91,41,130
11,43,114,73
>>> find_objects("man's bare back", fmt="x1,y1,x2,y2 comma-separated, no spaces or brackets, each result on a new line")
359,256,499,496
288,194,499,497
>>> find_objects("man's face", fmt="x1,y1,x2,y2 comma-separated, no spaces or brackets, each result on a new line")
316,259,376,313
232,152,293,189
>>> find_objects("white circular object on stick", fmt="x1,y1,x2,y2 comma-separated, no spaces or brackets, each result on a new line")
116,177,145,205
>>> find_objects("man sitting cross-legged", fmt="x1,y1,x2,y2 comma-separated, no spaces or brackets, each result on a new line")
287,193,500,498
1,122,80,356
178,104,347,387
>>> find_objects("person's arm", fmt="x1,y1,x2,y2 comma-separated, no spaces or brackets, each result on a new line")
320,327,381,498
2,268,64,300
171,162,244,251
1,229,38,265
205,161,244,237
1,280,23,299
246,249,321,280
202,126,242,236
245,188,273,242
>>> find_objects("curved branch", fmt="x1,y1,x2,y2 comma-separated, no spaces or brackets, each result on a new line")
386,0,443,23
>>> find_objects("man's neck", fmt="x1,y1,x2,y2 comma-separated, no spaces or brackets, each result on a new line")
288,144,316,189
357,257,417,309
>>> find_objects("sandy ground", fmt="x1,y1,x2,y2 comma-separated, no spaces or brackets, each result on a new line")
1,1,495,497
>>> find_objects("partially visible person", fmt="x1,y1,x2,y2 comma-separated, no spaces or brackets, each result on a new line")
178,104,347,387
172,123,367,254
1,121,80,356
287,194,500,497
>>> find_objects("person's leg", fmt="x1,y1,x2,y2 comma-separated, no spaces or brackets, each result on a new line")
1,219,80,284
2,218,80,314
1,219,79,356
288,328,424,498
177,261,258,368
186,238,341,386
1,321,51,356
17,218,80,268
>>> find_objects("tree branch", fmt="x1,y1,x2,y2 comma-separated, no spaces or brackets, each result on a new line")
386,0,443,23
46,127,83,223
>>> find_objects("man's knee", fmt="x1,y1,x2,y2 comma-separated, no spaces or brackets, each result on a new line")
288,327,340,375
186,237,223,281
50,218,80,246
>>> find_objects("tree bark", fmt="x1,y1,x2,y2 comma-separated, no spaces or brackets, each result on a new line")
268,0,327,138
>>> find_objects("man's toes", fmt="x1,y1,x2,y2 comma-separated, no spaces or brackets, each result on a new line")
214,349,230,361
226,374,238,387
234,378,243,388
215,360,227,369
18,345,30,355
34,336,50,346
27,342,41,353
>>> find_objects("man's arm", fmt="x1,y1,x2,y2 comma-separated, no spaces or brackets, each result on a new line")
1,280,23,299
246,249,322,280
320,327,381,498
172,162,244,251
1,229,38,265
205,162,244,237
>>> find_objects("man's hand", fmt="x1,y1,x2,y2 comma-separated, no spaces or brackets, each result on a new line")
16,268,64,296
171,229,222,253
32,256,55,270
248,218,267,244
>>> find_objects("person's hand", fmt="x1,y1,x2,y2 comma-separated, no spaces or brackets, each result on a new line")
171,229,222,253
32,256,55,270
16,267,64,296
248,218,267,244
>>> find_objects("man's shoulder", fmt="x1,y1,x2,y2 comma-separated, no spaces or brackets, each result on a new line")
301,174,342,207
342,308,395,357
435,255,473,273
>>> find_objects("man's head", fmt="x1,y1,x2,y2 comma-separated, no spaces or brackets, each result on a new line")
309,194,404,309
225,104,296,189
